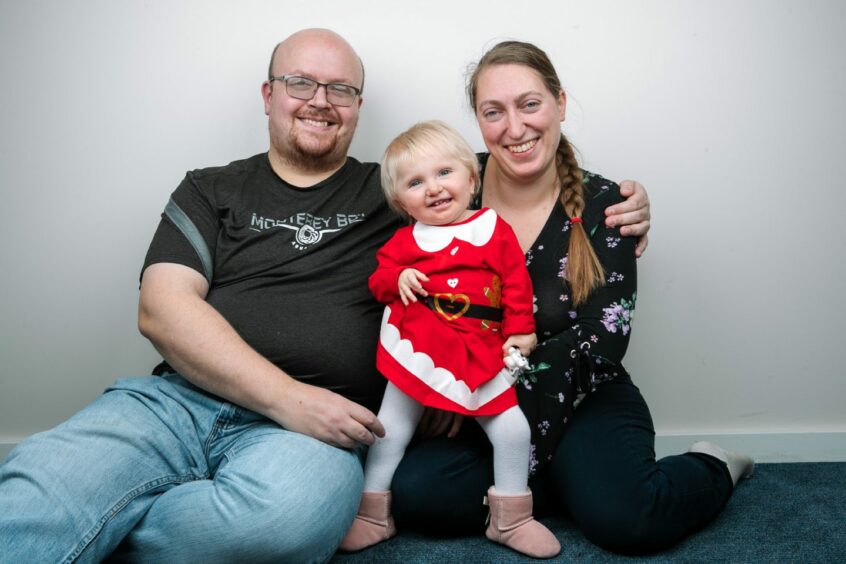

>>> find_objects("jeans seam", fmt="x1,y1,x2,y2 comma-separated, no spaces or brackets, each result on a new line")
64,473,204,563
203,403,242,461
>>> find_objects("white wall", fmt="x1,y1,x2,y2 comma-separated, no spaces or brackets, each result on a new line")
2,0,844,461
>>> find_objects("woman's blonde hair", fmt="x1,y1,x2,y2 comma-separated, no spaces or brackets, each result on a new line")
467,41,605,305
380,120,481,220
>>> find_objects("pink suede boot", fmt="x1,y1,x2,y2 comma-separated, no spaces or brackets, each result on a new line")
339,491,397,552
484,487,561,559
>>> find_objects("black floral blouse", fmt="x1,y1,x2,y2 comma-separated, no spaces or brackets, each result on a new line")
474,154,637,475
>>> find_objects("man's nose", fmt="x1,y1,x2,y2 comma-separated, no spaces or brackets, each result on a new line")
309,84,331,108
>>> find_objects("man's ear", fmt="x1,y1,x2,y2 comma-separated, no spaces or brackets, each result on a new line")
261,81,273,116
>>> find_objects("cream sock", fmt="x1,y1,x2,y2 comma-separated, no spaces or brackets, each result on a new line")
688,441,755,485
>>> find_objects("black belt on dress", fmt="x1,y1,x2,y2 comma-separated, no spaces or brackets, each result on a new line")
422,294,503,322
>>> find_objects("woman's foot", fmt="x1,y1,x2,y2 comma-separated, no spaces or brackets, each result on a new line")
688,441,755,485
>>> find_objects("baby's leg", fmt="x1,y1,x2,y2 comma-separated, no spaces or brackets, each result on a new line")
476,405,531,494
363,382,425,492
477,406,561,558
341,382,424,552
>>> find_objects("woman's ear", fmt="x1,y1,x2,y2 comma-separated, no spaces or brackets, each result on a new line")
558,89,567,122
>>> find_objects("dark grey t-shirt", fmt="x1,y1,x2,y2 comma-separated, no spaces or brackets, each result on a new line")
143,153,403,411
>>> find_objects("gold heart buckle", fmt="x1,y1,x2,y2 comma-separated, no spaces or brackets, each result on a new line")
433,293,470,321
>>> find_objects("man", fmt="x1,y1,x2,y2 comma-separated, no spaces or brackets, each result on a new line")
0,29,649,562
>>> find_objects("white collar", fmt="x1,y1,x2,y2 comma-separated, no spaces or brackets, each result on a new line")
412,208,497,252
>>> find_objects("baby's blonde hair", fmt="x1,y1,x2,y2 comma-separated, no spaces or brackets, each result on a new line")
380,120,480,220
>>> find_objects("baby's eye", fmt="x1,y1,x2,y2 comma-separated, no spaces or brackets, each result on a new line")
407,178,422,189
438,168,452,177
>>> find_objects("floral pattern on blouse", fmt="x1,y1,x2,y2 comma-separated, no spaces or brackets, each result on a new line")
473,155,637,475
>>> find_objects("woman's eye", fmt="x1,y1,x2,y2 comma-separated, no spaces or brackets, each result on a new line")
524,100,540,111
482,109,502,121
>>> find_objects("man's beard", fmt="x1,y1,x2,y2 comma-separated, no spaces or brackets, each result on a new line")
286,133,346,172
272,113,355,174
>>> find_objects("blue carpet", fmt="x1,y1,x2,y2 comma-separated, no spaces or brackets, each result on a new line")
332,462,846,563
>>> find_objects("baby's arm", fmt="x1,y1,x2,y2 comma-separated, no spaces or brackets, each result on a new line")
370,230,421,304
397,268,429,306
493,216,537,371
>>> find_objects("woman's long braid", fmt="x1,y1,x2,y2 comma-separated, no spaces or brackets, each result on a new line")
557,133,605,305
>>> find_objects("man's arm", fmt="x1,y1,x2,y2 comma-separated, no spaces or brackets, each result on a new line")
604,180,651,257
138,262,385,448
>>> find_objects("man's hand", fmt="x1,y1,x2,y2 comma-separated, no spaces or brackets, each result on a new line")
398,268,429,305
605,180,651,257
417,407,464,439
276,380,386,449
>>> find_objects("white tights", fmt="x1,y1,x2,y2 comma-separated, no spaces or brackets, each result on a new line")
363,382,531,495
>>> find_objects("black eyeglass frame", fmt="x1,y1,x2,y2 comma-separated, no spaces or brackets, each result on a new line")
269,75,361,107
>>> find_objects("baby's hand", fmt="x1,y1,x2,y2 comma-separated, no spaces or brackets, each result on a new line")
503,347,530,379
503,333,537,358
398,268,429,305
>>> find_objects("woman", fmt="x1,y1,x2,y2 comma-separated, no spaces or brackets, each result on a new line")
391,41,753,555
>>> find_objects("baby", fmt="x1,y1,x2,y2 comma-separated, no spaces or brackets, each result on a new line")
340,121,559,559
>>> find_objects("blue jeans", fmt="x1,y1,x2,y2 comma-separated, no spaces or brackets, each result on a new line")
0,374,364,563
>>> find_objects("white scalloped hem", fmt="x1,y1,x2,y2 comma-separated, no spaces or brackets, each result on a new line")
378,306,516,411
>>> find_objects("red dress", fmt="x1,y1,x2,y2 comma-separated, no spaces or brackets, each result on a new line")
369,208,535,416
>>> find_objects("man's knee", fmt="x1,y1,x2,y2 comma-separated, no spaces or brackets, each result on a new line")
222,437,364,560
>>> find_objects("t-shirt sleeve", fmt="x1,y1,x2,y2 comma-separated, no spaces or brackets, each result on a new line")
141,171,219,284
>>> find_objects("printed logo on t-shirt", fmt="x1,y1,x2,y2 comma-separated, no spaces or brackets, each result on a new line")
250,211,366,250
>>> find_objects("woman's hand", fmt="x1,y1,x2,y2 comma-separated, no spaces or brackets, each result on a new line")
604,180,651,257
417,407,464,438
398,268,429,305
503,333,537,357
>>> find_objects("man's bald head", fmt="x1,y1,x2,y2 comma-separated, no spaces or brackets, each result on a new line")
268,28,364,94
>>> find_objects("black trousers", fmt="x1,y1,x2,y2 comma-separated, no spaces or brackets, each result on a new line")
391,375,733,555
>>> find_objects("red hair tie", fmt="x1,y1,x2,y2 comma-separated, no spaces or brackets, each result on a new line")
571,217,583,224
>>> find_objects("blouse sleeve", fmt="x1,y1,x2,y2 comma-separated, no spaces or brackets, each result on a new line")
530,220,637,390
517,191,637,474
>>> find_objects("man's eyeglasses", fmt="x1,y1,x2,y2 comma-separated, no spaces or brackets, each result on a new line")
269,75,361,107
